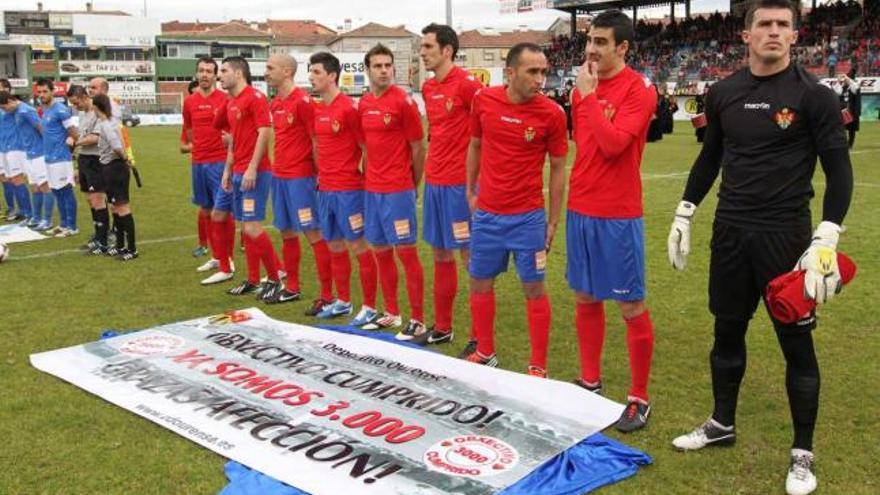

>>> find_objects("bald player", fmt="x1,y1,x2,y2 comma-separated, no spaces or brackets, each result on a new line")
263,54,334,304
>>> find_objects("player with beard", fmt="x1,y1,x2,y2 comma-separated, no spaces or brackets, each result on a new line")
36,79,79,236
182,57,238,285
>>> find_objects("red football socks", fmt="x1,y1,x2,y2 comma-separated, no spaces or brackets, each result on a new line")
311,240,333,301
625,310,654,403
253,231,280,282
397,246,424,322
356,250,378,308
576,301,606,384
433,259,457,331
243,235,261,284
471,291,496,357
211,219,232,273
331,250,352,303
375,249,399,315
526,295,551,370
226,216,237,255
197,210,210,248
282,237,301,292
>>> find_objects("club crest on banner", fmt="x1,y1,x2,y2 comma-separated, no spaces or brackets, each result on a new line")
117,333,186,357
424,435,520,478
774,107,796,129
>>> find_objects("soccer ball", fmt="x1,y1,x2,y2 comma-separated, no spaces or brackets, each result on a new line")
0,243,8,263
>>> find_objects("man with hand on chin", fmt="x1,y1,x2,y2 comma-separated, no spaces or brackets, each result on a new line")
566,10,658,433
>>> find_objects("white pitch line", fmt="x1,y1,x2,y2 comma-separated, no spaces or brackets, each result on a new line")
10,233,198,261
850,149,880,155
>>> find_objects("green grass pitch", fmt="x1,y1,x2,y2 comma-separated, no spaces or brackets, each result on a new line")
1,123,878,494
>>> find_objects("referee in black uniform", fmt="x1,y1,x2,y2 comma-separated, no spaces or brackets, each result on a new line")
665,1,853,494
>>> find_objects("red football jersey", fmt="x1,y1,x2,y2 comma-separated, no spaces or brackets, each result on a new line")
214,85,271,174
271,87,315,179
569,67,657,218
470,86,568,214
422,66,483,186
359,85,424,193
182,89,228,164
313,93,364,192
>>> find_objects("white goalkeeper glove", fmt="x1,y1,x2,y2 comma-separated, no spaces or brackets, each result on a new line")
795,221,842,304
667,200,696,271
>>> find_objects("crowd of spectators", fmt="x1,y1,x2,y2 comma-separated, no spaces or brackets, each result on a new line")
544,0,880,83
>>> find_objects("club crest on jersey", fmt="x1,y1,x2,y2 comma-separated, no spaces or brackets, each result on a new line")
524,126,536,142
332,119,341,133
774,107,796,129
232,107,242,120
383,113,392,126
445,97,454,112
602,101,616,120
286,112,295,125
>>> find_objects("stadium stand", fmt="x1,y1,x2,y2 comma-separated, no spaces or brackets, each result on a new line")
544,0,880,82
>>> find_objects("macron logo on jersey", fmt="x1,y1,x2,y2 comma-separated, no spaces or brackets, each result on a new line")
744,102,771,110
500,115,523,124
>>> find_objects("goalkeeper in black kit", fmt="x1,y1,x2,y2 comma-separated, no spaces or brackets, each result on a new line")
665,1,854,495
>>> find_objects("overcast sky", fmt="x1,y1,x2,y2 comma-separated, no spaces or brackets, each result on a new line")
10,0,733,32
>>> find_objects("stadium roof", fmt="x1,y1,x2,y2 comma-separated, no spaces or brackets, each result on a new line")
161,20,271,39
459,28,551,48
551,0,687,14
335,22,418,38
162,19,337,44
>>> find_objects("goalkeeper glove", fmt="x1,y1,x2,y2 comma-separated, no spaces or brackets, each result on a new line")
795,221,842,304
667,200,696,270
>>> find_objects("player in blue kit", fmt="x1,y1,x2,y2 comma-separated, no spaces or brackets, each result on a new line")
36,79,79,236
0,78,22,219
0,91,44,230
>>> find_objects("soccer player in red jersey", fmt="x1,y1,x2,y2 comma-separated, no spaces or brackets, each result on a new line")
308,52,379,323
567,11,658,432
414,24,484,349
212,56,281,298
358,44,427,339
181,58,237,284
263,53,333,305
464,43,568,377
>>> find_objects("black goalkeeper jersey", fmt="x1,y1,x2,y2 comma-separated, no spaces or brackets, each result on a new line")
684,64,849,230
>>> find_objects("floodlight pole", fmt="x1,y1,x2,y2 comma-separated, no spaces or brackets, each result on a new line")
446,0,452,26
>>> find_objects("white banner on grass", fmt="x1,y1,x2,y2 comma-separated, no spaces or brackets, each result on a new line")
0,224,48,244
31,308,623,495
